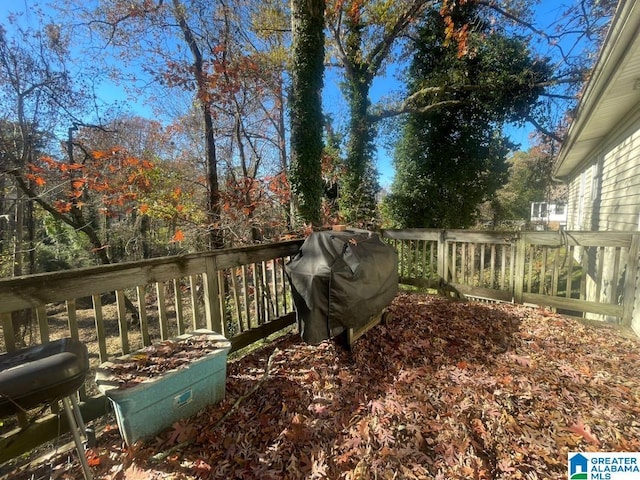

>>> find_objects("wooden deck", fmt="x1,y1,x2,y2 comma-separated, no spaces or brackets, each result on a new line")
1,228,639,463
0,239,304,462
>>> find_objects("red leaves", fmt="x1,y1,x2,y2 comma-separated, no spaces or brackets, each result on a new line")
440,0,471,57
220,175,276,225
59,163,84,172
33,176,47,186
24,172,47,186
266,172,291,203
85,449,101,467
71,179,85,189
25,164,47,186
30,148,155,217
348,0,362,24
568,418,601,446
53,200,73,213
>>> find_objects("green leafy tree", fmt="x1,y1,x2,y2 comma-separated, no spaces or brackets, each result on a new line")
385,5,551,228
326,0,431,225
320,118,346,224
325,0,615,226
491,144,565,224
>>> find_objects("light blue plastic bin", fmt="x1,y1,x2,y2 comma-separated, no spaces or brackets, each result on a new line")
96,329,230,445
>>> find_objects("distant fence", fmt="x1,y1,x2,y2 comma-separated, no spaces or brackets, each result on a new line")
382,229,640,326
0,239,303,463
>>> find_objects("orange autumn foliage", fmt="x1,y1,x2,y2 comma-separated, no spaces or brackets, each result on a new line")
171,229,185,242
29,147,154,217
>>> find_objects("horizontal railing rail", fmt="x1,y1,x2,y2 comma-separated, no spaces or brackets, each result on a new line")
0,238,304,463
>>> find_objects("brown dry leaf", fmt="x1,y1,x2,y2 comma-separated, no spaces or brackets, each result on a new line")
568,418,601,446
123,464,148,480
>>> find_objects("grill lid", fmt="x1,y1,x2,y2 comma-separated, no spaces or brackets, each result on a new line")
0,338,89,417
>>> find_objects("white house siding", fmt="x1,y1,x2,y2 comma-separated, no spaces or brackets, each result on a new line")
635,281,640,337
599,125,640,334
598,126,640,231
566,165,594,230
563,124,640,330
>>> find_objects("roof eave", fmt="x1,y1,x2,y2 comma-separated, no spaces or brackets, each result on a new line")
553,0,640,180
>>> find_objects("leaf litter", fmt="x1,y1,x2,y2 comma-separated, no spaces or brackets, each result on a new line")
7,292,640,479
102,336,230,389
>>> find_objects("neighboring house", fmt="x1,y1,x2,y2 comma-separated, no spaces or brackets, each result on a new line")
552,0,640,333
529,201,567,230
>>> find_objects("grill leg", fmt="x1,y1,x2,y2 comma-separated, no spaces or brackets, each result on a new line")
69,395,88,435
62,396,93,480
70,394,97,448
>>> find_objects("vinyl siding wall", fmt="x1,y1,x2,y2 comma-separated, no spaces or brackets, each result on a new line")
599,127,640,230
564,122,640,334
567,165,594,230
566,124,640,231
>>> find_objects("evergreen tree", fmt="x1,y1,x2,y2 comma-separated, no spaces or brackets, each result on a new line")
386,5,551,228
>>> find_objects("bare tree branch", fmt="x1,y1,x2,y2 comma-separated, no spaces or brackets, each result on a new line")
525,114,563,143
370,99,465,122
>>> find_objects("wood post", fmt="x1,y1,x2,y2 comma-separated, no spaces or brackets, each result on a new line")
622,233,640,326
1,312,15,352
203,255,223,335
115,290,130,354
437,230,446,283
513,232,526,304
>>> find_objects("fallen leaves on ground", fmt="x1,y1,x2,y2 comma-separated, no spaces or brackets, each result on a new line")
8,292,640,479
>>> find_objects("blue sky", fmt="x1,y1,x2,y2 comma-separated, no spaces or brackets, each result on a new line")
1,0,601,189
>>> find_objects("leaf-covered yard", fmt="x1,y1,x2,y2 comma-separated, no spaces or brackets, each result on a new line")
9,292,640,479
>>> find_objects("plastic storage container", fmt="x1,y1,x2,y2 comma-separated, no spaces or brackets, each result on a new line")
96,329,230,445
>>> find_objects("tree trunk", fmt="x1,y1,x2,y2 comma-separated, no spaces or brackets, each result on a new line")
140,214,151,259
0,175,6,259
13,189,23,277
289,0,325,227
276,77,292,230
203,105,223,249
26,195,35,274
172,0,223,249
338,14,379,226
342,73,377,225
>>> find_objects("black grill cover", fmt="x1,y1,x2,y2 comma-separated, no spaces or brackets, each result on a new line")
286,230,398,344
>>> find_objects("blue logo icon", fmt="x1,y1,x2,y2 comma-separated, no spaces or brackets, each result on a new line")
569,453,588,479
568,452,640,479
173,388,193,408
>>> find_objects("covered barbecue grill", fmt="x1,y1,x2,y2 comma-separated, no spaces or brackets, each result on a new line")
286,229,398,345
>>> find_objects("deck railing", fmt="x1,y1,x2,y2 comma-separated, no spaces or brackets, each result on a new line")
382,229,640,325
2,229,640,462
0,239,303,462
